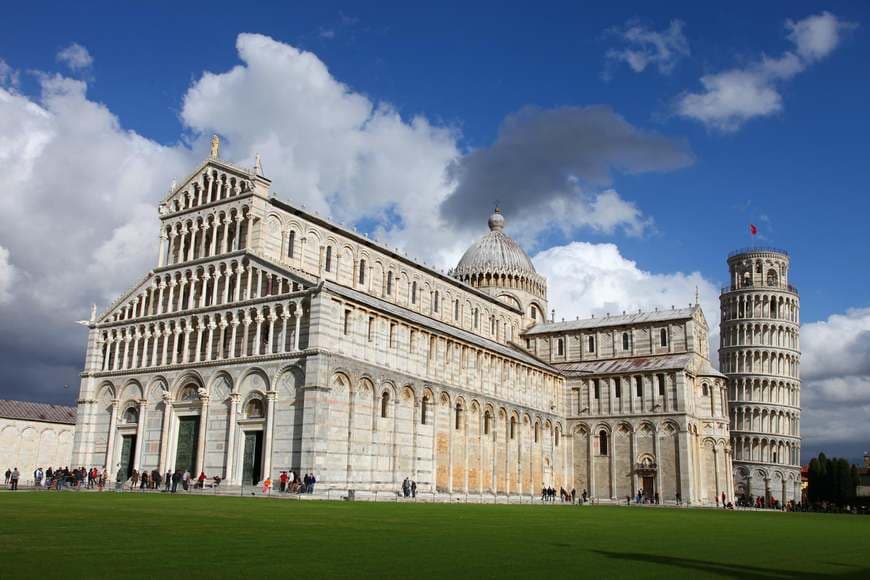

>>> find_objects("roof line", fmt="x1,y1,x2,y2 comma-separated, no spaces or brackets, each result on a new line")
269,195,522,315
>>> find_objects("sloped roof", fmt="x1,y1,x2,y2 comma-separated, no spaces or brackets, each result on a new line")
554,354,694,377
524,307,698,335
0,400,77,425
321,281,559,374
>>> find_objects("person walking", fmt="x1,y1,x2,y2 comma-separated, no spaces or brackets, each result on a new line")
10,468,19,491
182,470,190,491
309,473,316,494
164,470,172,491
411,480,417,499
3,468,10,486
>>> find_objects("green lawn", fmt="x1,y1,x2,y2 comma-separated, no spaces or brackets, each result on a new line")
1,493,868,579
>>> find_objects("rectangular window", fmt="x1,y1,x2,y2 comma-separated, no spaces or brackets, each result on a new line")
635,377,643,398
343,309,351,336
615,379,621,398
593,379,600,399
657,374,665,396
367,316,375,342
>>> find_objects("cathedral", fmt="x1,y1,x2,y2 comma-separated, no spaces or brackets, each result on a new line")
70,144,791,504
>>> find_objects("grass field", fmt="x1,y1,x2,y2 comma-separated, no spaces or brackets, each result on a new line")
1,493,868,579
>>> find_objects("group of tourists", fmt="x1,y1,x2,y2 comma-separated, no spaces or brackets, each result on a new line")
631,489,661,505
541,486,578,503
276,471,316,494
4,466,109,491
401,477,418,498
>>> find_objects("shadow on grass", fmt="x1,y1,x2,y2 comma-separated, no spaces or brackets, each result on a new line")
592,551,870,579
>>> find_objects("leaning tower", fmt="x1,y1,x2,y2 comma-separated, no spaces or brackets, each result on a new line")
719,248,802,504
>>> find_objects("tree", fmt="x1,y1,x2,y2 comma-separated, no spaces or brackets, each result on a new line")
834,458,854,505
807,457,822,503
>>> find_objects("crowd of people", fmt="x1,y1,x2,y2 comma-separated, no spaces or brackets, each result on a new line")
275,471,317,494
4,466,110,490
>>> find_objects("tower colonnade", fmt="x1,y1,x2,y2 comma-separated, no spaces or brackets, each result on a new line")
720,248,801,504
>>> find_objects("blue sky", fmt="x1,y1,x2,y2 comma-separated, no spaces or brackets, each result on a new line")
0,1,868,461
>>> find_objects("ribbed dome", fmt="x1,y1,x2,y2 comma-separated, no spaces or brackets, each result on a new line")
453,209,537,277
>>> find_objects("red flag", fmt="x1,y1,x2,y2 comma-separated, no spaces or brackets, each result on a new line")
750,224,758,236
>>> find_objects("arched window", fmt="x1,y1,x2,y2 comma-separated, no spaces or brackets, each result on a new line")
557,338,564,356
587,336,595,353
358,259,366,285
510,417,516,439
599,430,609,455
433,291,440,313
287,231,295,258
702,383,709,396
245,398,265,419
484,411,492,435
180,385,199,401
555,429,561,447
767,269,778,287
421,395,430,425
454,300,460,321
530,306,537,320
622,332,630,351
755,261,762,274
411,281,417,304
454,403,463,430
660,328,668,347
123,407,139,424
381,391,390,418
386,272,393,295
324,246,332,272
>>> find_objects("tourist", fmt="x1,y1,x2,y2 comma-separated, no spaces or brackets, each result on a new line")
34,467,43,487
262,476,272,494
164,470,172,491
309,473,316,494
171,470,180,493
402,477,410,498
411,480,417,498
10,467,19,490
654,492,660,505
721,491,726,508
197,471,206,489
571,488,576,504
3,468,10,486
140,471,149,490
676,493,682,506
581,489,588,504
182,470,190,491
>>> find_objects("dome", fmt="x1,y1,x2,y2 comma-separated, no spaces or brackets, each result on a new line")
453,209,538,278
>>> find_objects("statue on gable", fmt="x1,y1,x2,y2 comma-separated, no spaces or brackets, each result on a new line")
210,134,220,159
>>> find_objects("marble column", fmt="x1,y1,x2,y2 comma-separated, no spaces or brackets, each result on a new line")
105,399,119,473
132,399,147,471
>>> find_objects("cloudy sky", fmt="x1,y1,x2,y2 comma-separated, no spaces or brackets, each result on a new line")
0,1,868,462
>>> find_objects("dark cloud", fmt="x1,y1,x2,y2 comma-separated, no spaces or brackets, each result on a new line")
440,105,693,231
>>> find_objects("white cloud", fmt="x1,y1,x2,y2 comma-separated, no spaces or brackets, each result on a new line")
606,19,689,75
56,43,93,71
0,59,20,88
533,241,720,335
181,33,463,268
678,11,854,132
0,246,14,304
798,308,870,448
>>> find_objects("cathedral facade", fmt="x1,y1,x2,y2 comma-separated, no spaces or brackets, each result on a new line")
71,149,735,504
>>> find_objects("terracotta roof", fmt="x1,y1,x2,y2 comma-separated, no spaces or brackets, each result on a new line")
0,399,77,425
553,353,693,377
524,307,698,335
